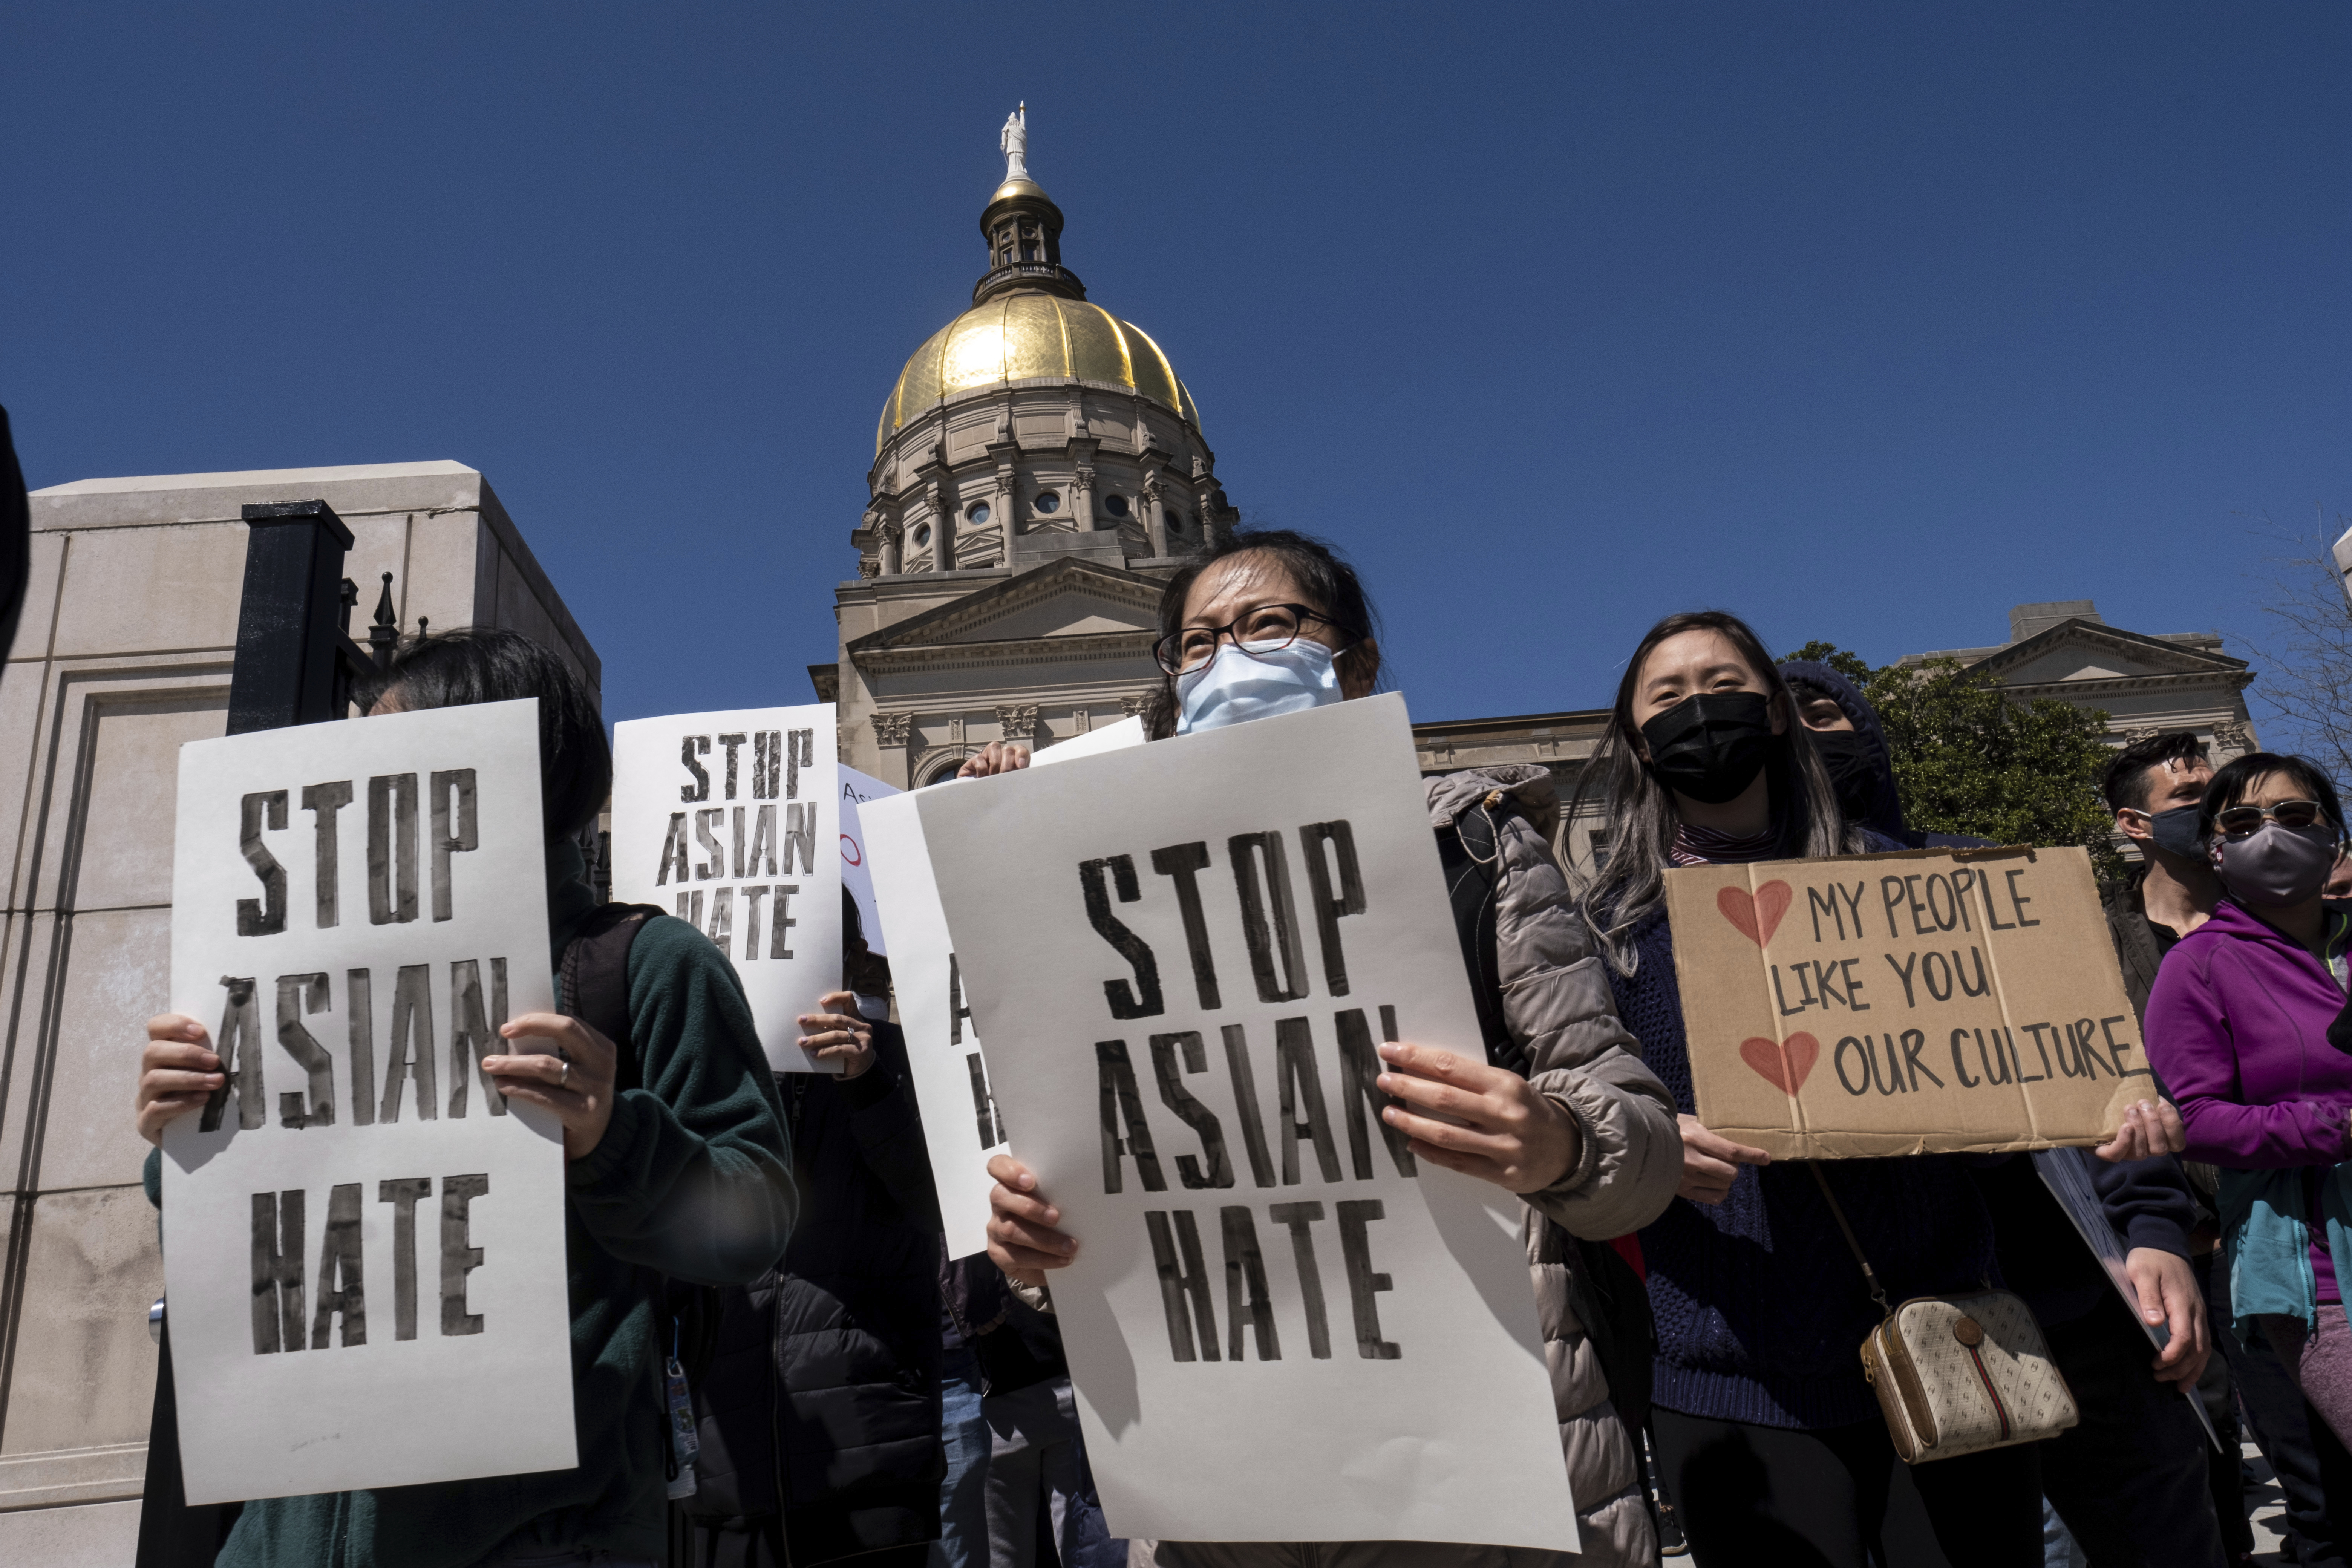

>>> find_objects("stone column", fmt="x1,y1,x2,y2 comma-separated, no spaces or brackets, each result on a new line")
870,712,913,787
879,518,903,576
1141,469,1168,557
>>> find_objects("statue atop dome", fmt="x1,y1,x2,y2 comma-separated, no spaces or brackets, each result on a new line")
1000,103,1029,181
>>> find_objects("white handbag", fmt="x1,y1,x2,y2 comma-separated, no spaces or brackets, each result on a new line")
1811,1165,2079,1463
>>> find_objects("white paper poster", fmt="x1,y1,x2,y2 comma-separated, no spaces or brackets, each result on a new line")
914,695,1578,1550
1034,714,1145,765
611,706,843,1072
862,791,1004,1262
839,764,900,956
862,720,1147,1261
162,699,577,1505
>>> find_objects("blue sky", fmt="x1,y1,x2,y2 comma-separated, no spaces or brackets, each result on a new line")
4,3,2344,728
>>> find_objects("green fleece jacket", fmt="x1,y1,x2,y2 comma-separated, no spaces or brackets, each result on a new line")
144,847,796,1567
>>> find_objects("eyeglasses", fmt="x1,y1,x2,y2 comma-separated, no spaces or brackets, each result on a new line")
1152,603,1364,676
2213,800,2328,838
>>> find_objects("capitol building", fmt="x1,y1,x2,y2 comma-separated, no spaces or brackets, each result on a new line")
817,109,1235,785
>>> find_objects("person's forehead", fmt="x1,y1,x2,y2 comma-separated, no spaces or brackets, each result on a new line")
1643,629,1752,681
2240,769,2309,802
1184,554,1309,620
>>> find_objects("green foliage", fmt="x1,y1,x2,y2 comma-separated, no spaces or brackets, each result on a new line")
1780,640,1875,688
1778,641,2124,881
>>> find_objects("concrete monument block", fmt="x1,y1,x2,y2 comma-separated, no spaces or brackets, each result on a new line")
0,1498,142,1558
0,1186,162,1458
3,531,66,663
47,524,247,660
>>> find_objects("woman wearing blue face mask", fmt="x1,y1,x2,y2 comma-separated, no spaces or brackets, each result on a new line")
1569,611,2042,1568
982,529,1683,1568
2143,752,2352,1448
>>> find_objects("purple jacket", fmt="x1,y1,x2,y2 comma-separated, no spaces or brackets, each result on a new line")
2144,899,2352,1167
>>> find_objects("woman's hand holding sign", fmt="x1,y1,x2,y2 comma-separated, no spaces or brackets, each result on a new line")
1373,1039,1583,1192
957,742,1031,779
487,1015,619,1161
1676,1113,1770,1204
986,1154,1078,1289
2095,1098,2187,1162
798,991,875,1078
137,1014,225,1146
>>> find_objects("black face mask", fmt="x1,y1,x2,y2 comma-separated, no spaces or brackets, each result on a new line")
1640,692,1775,805
1808,729,1881,819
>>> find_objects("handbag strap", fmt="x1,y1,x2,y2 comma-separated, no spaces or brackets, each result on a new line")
1808,1163,1891,1315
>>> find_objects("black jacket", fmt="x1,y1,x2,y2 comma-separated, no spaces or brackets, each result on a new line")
688,1019,946,1564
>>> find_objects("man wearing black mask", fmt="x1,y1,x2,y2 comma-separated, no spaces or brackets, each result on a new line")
2101,733,2221,1003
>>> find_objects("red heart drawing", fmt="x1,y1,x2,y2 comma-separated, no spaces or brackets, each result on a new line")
1717,881,1793,948
1740,1032,1818,1095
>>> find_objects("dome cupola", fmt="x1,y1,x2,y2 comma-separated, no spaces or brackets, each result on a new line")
855,107,1233,579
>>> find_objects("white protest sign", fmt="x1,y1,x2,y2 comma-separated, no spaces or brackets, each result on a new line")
915,695,1577,1549
611,706,842,1072
864,719,1148,1260
839,764,899,956
163,699,576,1504
862,791,1003,1261
1034,714,1145,764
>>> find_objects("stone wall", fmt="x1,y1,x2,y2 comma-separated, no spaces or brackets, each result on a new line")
0,461,594,1560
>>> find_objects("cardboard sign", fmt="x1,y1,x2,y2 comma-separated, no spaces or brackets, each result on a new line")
611,706,842,1072
839,764,899,956
861,718,1149,1261
1667,846,2145,1159
163,700,576,1504
915,695,1578,1550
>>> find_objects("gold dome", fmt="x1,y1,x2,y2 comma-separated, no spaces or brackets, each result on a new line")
877,294,1200,455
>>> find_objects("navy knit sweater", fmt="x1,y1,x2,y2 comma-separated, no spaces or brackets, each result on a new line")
1612,907,1999,1429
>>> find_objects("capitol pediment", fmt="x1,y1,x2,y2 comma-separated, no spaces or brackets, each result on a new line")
846,558,1164,669
1970,619,2248,688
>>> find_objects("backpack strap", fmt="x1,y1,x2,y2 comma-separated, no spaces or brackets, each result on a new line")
1435,793,1524,1076
559,902,662,1091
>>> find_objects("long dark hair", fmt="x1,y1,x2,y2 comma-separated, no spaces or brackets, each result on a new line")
2198,751,2349,850
1141,528,1384,739
1571,609,1860,972
358,627,611,844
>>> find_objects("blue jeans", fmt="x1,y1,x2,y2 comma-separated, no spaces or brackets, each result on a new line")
983,1375,1124,1568
934,1344,993,1568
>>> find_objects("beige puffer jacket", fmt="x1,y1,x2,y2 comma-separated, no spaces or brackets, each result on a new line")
1426,765,1683,1566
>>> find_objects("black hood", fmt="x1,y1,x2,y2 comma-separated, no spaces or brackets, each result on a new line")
1777,659,1907,840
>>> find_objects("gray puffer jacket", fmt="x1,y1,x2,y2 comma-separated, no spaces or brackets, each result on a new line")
1427,765,1682,1568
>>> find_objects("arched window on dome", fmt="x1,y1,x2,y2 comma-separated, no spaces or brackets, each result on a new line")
993,223,1017,269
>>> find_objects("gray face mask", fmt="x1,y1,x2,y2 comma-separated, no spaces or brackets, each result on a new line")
2210,822,2339,909
2132,803,2207,861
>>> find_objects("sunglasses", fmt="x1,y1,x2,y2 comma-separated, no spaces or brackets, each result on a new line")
2213,799,2328,838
